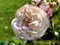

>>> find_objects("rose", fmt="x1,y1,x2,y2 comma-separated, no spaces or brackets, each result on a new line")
39,3,52,18
11,4,50,40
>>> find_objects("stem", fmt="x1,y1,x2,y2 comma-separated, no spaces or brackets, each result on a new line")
23,40,27,45
20,39,27,45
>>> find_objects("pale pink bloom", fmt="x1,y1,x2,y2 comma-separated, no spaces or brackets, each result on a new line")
57,0,60,3
39,3,52,18
11,4,50,40
35,0,41,4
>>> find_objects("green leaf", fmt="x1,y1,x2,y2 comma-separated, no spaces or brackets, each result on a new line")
12,37,20,44
9,42,16,45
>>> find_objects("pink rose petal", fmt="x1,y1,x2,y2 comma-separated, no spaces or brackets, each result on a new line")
35,0,41,3
57,0,60,4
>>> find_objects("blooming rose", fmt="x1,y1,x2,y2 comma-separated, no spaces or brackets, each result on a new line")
11,4,50,40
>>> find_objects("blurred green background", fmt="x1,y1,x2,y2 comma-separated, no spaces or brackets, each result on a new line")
0,0,60,45
0,0,29,41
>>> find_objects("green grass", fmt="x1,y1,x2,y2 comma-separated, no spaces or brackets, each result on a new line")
0,0,29,41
